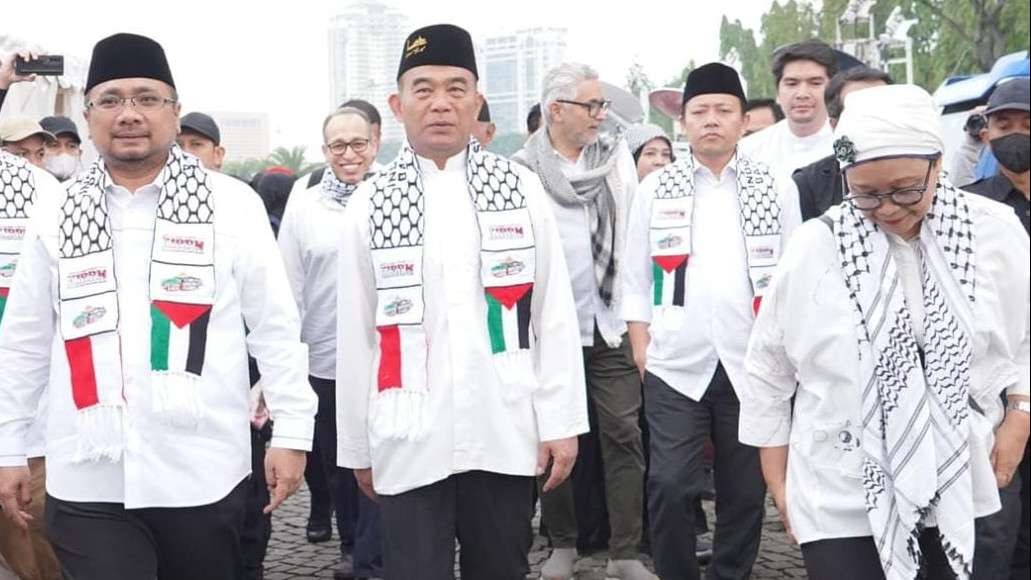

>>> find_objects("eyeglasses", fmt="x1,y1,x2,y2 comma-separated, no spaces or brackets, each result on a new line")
844,158,936,211
557,99,611,117
87,93,177,113
326,139,370,155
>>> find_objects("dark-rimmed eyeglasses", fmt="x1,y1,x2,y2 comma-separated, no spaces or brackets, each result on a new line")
556,99,611,117
326,139,370,155
844,157,937,211
87,93,177,113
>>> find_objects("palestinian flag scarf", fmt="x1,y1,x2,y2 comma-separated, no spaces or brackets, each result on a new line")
57,146,215,461
368,139,535,440
649,152,782,314
0,152,36,324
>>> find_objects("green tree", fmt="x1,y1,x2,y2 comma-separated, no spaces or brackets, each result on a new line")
222,158,270,182
267,146,321,176
720,16,775,98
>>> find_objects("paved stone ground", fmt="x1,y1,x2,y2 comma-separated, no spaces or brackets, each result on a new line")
263,486,807,579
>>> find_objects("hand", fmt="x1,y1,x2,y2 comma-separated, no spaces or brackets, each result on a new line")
769,483,796,544
354,468,377,502
0,51,40,90
263,448,306,514
0,466,33,530
627,322,650,381
537,436,578,492
991,409,1030,488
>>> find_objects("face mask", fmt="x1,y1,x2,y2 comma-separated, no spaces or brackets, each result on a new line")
990,133,1031,174
44,153,81,181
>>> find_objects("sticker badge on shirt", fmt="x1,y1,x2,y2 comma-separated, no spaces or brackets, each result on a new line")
371,246,423,290
0,219,29,253
375,285,424,326
149,262,216,304
59,291,119,340
480,247,535,287
650,197,694,229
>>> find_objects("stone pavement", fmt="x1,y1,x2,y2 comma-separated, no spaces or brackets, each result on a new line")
263,486,807,579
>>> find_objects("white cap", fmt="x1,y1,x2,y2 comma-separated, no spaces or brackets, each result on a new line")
833,84,943,169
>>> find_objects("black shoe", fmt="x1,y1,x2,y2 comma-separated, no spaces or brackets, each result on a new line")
333,554,355,579
306,520,332,543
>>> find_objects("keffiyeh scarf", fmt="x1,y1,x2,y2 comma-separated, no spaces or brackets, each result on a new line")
834,179,976,579
648,153,782,314
0,152,36,323
368,139,536,440
57,146,216,461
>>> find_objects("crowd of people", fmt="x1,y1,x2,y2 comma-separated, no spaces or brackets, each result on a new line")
0,21,1028,580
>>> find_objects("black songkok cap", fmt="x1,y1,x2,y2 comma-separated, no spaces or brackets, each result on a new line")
397,24,478,80
682,62,746,107
86,33,175,94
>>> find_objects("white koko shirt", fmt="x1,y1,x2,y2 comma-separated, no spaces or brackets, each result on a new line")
620,154,801,401
335,149,589,496
0,168,317,508
740,196,1030,544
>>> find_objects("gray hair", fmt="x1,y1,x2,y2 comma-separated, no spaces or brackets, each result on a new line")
541,62,599,126
322,106,371,141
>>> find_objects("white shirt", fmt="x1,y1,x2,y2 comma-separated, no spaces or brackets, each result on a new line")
278,183,351,379
0,168,317,508
335,150,589,496
0,164,63,459
528,140,637,348
740,195,1030,544
739,119,833,179
620,155,801,401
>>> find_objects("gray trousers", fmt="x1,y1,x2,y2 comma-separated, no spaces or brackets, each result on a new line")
540,330,645,559
644,365,765,580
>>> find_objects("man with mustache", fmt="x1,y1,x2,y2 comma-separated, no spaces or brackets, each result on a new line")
0,33,316,579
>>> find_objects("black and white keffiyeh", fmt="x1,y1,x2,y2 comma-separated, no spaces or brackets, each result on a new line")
648,153,782,313
367,139,536,440
0,152,37,324
320,167,362,208
835,178,976,580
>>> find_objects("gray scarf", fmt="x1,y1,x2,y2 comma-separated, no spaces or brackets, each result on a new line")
515,127,622,306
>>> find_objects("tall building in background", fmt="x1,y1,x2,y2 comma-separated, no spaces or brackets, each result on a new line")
328,0,408,143
209,112,271,163
480,28,567,135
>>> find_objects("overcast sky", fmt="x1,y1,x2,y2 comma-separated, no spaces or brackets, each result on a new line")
4,0,774,157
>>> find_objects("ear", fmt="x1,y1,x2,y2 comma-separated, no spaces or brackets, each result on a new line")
485,123,496,142
388,93,403,122
548,101,563,126
321,143,331,163
214,146,225,167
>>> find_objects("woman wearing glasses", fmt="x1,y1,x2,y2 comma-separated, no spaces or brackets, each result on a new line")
276,106,384,580
739,84,1030,580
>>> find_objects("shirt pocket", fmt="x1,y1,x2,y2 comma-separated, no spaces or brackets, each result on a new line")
793,419,863,479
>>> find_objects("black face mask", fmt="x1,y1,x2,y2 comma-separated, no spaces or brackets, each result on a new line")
990,132,1031,174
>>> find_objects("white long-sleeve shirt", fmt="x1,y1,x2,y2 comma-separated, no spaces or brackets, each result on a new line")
738,119,833,179
335,150,589,496
740,195,1030,544
277,184,349,380
523,141,637,348
0,163,63,460
620,155,801,401
0,168,317,508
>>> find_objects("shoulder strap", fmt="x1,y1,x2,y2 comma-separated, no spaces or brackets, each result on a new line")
817,213,834,232
307,167,325,188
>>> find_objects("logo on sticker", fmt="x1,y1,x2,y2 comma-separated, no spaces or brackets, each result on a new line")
491,257,525,278
0,259,17,278
488,224,525,240
379,261,415,279
162,234,206,254
73,305,107,329
656,208,687,221
67,267,108,289
161,274,203,292
750,246,775,260
0,225,26,241
656,234,682,250
754,273,772,290
383,297,413,317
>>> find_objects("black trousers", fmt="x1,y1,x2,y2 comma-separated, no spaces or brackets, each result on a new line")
644,365,765,580
44,478,249,580
242,424,272,580
1013,444,1030,580
308,376,382,575
378,471,534,580
802,529,957,580
973,469,1023,579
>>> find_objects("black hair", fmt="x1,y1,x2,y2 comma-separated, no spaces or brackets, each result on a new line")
824,66,894,120
526,103,542,134
771,39,837,85
338,99,382,126
745,98,784,122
